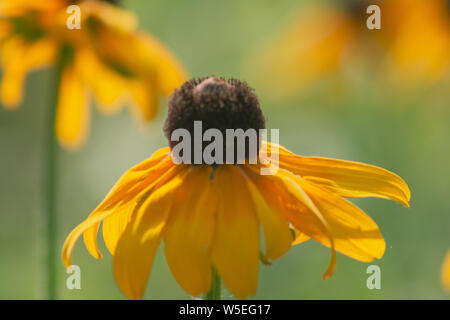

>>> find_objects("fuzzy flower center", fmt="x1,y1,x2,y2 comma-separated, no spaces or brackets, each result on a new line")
164,77,266,165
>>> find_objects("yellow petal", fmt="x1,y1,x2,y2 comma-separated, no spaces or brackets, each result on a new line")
164,166,216,296
298,179,386,262
113,228,159,300
264,141,411,207
62,209,114,268
93,22,187,96
442,249,450,292
210,166,260,299
94,147,171,213
82,151,173,260
55,65,89,150
247,166,336,279
113,165,189,300
81,0,137,33
132,32,188,96
102,203,133,255
74,159,171,263
1,36,56,108
75,49,126,113
251,163,385,262
244,167,292,260
127,79,159,121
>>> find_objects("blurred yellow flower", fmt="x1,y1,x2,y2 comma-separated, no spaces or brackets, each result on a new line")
383,0,450,83
252,0,450,97
442,250,450,291
62,77,410,299
0,0,187,149
252,4,356,98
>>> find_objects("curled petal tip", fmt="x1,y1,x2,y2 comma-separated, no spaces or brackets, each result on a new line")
95,253,104,260
62,252,71,269
322,249,337,280
399,187,411,208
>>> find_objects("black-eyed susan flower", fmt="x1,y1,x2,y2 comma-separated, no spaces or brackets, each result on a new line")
0,0,187,149
62,77,410,300
252,0,450,97
442,250,450,291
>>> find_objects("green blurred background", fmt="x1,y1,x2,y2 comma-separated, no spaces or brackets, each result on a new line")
1,0,449,299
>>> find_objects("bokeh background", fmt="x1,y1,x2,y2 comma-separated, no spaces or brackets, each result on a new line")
1,0,449,299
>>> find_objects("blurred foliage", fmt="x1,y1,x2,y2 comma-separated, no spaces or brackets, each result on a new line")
0,0,449,299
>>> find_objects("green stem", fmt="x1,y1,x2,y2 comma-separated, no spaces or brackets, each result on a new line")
44,53,64,300
204,269,221,300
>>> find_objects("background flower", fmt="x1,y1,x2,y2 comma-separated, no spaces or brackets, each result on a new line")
0,0,187,149
249,0,450,99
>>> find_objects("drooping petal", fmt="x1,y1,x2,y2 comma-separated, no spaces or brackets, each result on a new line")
263,141,411,207
75,161,171,259
164,166,217,296
55,65,89,149
298,178,386,262
246,165,336,279
244,168,292,260
113,165,189,300
113,231,158,300
82,151,173,259
101,203,134,255
210,166,260,299
250,162,386,262
62,209,116,268
95,148,171,213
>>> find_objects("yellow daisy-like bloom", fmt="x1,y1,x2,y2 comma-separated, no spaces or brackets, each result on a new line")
253,0,450,97
62,77,410,300
442,250,450,291
0,0,187,149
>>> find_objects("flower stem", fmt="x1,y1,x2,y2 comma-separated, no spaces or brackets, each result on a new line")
205,268,221,300
44,52,64,300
